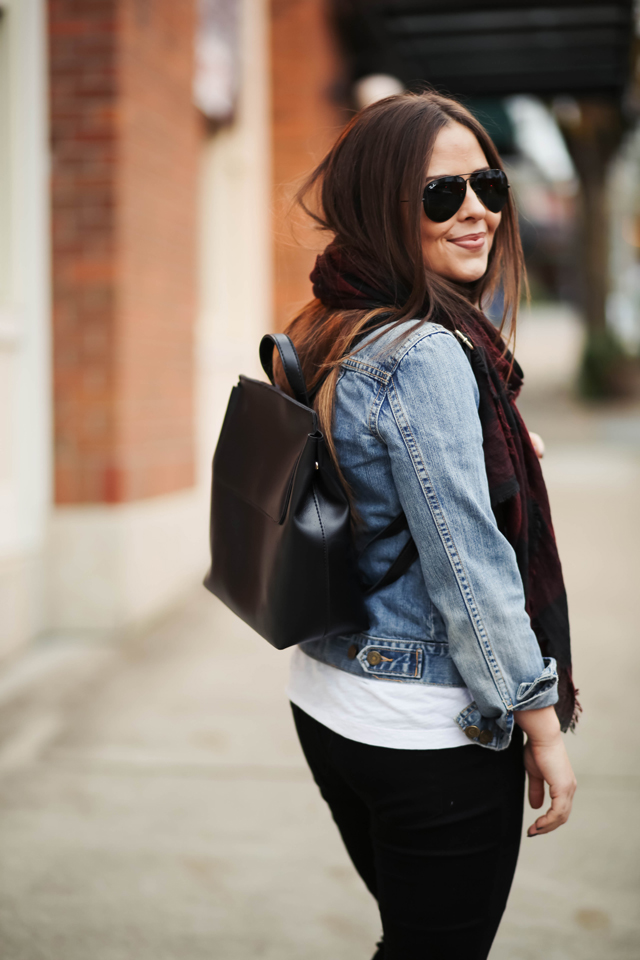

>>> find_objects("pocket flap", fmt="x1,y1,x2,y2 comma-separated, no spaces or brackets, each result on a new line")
357,640,424,680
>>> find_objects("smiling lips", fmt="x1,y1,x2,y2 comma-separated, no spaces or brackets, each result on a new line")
448,233,486,251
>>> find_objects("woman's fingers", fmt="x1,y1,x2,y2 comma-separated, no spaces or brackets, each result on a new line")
529,431,545,459
527,772,545,811
528,784,575,836
523,734,577,836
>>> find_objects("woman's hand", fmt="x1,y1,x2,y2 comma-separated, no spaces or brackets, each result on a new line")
529,431,545,459
515,706,577,836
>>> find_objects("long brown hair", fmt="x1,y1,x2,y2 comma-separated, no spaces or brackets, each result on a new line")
276,90,525,474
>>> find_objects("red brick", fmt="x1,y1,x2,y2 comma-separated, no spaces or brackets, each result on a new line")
50,0,200,504
271,0,347,330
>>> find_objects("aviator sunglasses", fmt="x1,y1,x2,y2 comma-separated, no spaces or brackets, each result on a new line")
420,168,510,222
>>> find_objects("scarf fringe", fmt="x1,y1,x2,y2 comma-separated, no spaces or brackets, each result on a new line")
557,667,581,733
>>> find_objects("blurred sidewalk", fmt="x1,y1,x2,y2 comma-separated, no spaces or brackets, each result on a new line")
0,306,638,960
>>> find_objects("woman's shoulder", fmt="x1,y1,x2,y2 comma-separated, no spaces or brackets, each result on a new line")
350,318,469,380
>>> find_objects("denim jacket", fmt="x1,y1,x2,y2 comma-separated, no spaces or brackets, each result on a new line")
300,320,559,750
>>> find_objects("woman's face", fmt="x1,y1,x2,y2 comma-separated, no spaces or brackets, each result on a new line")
420,122,502,283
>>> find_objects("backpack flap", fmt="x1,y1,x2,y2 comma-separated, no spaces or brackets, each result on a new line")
214,375,317,523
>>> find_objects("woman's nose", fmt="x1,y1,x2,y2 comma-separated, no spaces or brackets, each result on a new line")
459,182,486,219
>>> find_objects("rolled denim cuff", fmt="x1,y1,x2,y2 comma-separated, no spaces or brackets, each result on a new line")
512,657,559,712
455,702,513,751
455,658,559,751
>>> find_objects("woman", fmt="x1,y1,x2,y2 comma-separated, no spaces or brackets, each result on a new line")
278,92,578,960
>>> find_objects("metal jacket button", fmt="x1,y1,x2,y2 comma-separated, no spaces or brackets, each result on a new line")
478,730,493,745
367,650,383,665
465,725,480,740
347,644,358,660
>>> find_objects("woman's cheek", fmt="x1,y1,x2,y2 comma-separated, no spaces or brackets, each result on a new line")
488,213,501,248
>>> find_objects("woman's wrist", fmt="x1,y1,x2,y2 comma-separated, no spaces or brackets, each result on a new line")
514,705,561,745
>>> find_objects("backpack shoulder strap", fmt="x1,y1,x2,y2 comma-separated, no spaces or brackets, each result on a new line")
361,511,419,596
364,535,419,596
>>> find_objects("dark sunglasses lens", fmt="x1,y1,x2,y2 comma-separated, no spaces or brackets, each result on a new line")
470,169,509,213
422,177,466,223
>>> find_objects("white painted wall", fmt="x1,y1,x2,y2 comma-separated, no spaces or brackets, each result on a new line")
48,492,208,633
196,0,272,488
0,0,51,656
48,0,272,635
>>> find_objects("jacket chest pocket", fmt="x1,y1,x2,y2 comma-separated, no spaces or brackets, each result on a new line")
356,640,424,680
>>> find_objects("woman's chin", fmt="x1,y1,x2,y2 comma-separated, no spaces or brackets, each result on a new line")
446,257,488,284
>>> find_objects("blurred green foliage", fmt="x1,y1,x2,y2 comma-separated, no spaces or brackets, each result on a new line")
578,328,640,400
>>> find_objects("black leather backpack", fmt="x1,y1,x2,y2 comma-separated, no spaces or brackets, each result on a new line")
203,334,417,649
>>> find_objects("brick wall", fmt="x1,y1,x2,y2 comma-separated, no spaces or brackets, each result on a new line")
49,0,200,504
271,0,347,330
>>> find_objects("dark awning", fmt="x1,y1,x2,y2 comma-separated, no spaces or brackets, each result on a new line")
333,1,635,99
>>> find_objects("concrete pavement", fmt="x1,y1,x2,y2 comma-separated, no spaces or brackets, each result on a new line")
0,308,638,959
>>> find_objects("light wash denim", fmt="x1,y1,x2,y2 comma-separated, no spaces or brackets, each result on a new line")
300,320,559,750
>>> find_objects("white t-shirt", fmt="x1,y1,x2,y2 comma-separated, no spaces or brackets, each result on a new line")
287,646,472,750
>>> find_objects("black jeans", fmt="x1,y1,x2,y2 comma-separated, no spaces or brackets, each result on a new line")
291,703,525,960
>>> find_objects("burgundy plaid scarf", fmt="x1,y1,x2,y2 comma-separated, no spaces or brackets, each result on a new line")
311,244,578,731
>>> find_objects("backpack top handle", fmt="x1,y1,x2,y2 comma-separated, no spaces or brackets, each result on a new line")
260,334,311,409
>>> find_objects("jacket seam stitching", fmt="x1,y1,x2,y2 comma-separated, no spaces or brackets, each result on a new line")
370,381,387,438
385,328,457,377
342,358,388,381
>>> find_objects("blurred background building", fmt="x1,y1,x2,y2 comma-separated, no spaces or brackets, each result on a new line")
1,0,638,658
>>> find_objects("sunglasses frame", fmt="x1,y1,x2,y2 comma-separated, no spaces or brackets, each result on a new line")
421,169,510,223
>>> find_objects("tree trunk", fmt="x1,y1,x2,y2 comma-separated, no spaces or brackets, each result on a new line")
576,157,609,335
559,100,624,336
557,100,634,397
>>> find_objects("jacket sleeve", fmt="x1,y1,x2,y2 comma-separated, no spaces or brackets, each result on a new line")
377,329,558,728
